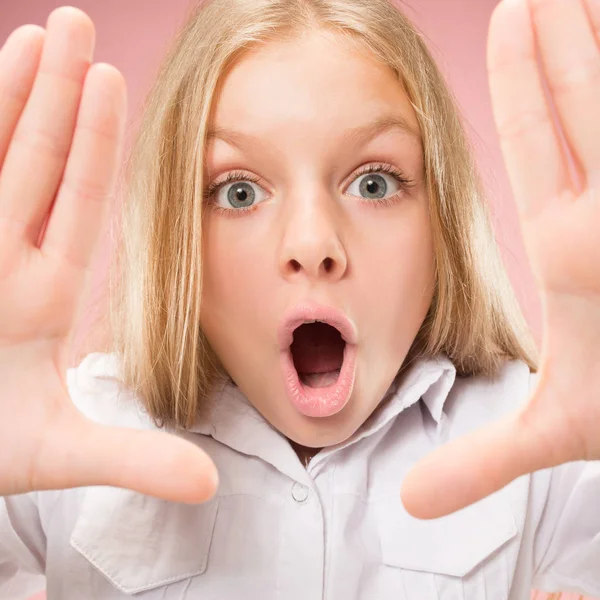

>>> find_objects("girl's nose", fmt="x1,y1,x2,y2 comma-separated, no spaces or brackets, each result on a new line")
278,202,348,283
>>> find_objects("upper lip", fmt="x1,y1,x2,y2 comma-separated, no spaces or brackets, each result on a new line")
278,301,358,348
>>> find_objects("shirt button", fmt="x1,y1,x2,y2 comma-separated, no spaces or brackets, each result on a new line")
291,482,309,503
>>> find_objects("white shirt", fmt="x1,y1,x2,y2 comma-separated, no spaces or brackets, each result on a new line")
2,351,600,600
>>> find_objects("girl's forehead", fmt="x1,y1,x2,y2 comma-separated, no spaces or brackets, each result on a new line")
207,30,420,154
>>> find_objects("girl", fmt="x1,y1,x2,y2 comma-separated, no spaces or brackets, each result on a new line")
1,0,599,597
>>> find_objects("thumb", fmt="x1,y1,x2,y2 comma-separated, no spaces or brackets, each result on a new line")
400,411,554,519
36,413,219,504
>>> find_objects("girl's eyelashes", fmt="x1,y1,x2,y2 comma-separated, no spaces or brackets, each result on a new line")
203,163,417,215
203,170,267,215
345,163,417,205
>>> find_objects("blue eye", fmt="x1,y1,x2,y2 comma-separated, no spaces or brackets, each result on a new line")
205,171,268,210
221,181,261,208
346,165,413,201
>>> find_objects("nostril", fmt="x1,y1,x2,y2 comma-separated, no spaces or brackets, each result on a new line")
283,255,342,278
322,257,334,273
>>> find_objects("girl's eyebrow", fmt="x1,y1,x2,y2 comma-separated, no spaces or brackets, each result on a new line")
206,114,421,150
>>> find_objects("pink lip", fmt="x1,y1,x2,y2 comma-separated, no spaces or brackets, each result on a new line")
278,301,358,418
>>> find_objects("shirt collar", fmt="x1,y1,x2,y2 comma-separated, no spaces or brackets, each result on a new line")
187,353,457,481
309,353,457,468
88,350,457,482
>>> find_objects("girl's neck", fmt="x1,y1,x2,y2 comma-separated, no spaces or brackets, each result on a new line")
289,440,322,469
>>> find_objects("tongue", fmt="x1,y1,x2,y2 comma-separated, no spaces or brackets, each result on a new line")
291,322,345,388
300,370,341,387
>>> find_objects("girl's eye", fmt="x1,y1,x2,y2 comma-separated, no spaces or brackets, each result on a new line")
209,174,268,210
345,167,408,201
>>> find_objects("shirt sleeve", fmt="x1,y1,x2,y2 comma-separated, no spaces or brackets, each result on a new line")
0,492,47,600
531,369,600,596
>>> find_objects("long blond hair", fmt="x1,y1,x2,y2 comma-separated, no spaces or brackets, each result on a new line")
96,0,538,430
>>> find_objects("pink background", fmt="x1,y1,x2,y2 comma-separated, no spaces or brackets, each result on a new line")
0,0,576,598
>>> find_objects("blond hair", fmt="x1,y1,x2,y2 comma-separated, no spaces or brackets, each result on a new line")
94,0,539,430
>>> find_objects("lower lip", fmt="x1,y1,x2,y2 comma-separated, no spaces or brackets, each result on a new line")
280,343,357,418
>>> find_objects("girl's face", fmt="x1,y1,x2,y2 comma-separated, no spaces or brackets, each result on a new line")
200,28,435,448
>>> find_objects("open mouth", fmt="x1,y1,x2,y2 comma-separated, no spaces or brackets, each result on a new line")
291,321,345,388
279,306,358,418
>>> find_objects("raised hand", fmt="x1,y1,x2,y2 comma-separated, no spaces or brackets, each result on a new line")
402,0,600,519
0,7,217,504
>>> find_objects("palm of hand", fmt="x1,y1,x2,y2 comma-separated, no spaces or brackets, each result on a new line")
0,7,218,503
402,0,600,519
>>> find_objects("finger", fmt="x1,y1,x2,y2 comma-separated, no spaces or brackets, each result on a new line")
487,0,571,219
0,25,45,168
0,7,95,246
37,415,219,504
530,0,600,177
41,62,126,272
400,412,557,519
